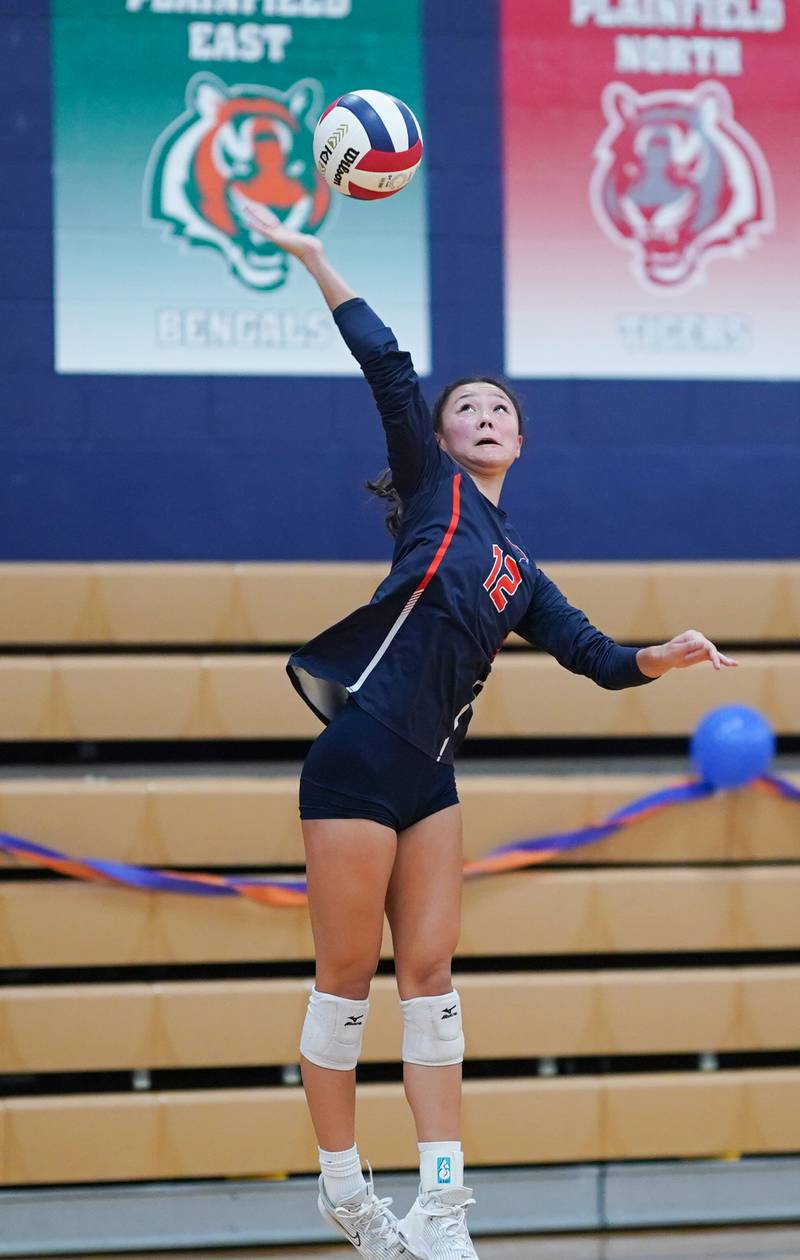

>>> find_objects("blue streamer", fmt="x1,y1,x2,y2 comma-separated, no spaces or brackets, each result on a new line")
607,780,715,823
1,773,798,897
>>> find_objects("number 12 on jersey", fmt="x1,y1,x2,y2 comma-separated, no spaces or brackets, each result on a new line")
483,545,522,613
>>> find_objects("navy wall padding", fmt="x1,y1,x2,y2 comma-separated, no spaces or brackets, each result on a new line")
1,0,797,561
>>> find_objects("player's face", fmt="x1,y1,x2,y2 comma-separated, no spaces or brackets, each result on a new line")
436,383,523,473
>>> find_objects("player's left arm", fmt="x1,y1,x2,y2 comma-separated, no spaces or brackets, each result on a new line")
635,629,738,678
514,568,737,689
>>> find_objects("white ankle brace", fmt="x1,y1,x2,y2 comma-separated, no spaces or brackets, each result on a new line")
419,1142,464,1191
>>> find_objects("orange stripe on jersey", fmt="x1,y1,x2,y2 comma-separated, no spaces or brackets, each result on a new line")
415,473,461,594
347,473,462,696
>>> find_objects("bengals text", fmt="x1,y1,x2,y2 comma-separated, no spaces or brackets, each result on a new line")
156,308,332,350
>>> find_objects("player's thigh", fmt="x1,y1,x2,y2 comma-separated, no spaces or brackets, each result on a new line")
302,817,397,987
385,803,463,998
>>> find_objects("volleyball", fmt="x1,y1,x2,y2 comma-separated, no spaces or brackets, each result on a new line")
313,89,423,200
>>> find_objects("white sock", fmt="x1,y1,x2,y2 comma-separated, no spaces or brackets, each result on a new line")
418,1140,464,1191
319,1144,367,1206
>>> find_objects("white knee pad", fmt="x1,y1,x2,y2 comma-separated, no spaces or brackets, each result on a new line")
300,987,370,1071
401,989,465,1066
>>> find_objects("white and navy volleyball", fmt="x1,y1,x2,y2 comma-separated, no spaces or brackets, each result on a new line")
313,88,423,200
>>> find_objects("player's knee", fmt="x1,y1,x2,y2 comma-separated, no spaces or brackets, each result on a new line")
315,955,379,999
400,988,464,1066
300,987,370,1071
397,960,454,998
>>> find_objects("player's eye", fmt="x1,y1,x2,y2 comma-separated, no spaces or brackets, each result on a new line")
457,403,474,412
495,403,509,412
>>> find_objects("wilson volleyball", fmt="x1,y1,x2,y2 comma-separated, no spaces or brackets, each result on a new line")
313,89,423,200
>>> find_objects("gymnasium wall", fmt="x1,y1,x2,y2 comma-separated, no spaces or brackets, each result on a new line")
1,0,798,564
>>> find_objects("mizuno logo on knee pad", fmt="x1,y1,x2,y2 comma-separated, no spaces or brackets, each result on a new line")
400,989,465,1066
300,988,370,1071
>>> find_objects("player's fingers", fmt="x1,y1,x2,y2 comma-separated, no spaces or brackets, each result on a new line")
678,642,707,659
690,637,721,669
244,207,278,234
681,641,719,669
719,654,739,667
234,191,280,233
671,630,705,658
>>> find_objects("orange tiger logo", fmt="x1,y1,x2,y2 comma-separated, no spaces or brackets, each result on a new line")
146,73,331,291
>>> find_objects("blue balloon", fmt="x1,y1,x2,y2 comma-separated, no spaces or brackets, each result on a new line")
690,705,776,789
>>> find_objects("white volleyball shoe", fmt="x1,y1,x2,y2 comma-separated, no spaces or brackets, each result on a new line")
398,1184,480,1259
317,1168,420,1258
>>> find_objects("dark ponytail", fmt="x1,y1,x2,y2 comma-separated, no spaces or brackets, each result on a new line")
365,375,526,538
364,466,404,538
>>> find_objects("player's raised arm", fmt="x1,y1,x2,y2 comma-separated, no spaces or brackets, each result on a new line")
235,196,355,309
239,197,439,501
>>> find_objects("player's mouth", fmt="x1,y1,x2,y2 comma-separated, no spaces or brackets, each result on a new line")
475,437,500,446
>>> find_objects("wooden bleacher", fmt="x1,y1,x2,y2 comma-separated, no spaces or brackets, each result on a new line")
0,650,798,740
1,561,798,643
5,968,800,1075
1,771,798,865
5,1071,800,1184
0,562,798,1188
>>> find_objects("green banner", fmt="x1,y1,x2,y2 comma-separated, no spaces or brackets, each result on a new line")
52,0,428,374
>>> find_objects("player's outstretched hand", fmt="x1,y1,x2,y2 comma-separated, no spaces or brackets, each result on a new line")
233,191,323,263
637,630,738,678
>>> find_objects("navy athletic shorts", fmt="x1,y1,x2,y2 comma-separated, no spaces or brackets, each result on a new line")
299,698,459,832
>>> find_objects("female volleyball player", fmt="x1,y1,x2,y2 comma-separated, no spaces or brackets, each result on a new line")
242,200,737,1260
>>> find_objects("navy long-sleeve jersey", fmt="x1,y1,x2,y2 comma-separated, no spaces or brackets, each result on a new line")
287,298,654,765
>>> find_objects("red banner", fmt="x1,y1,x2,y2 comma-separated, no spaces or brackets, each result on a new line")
502,1,798,378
